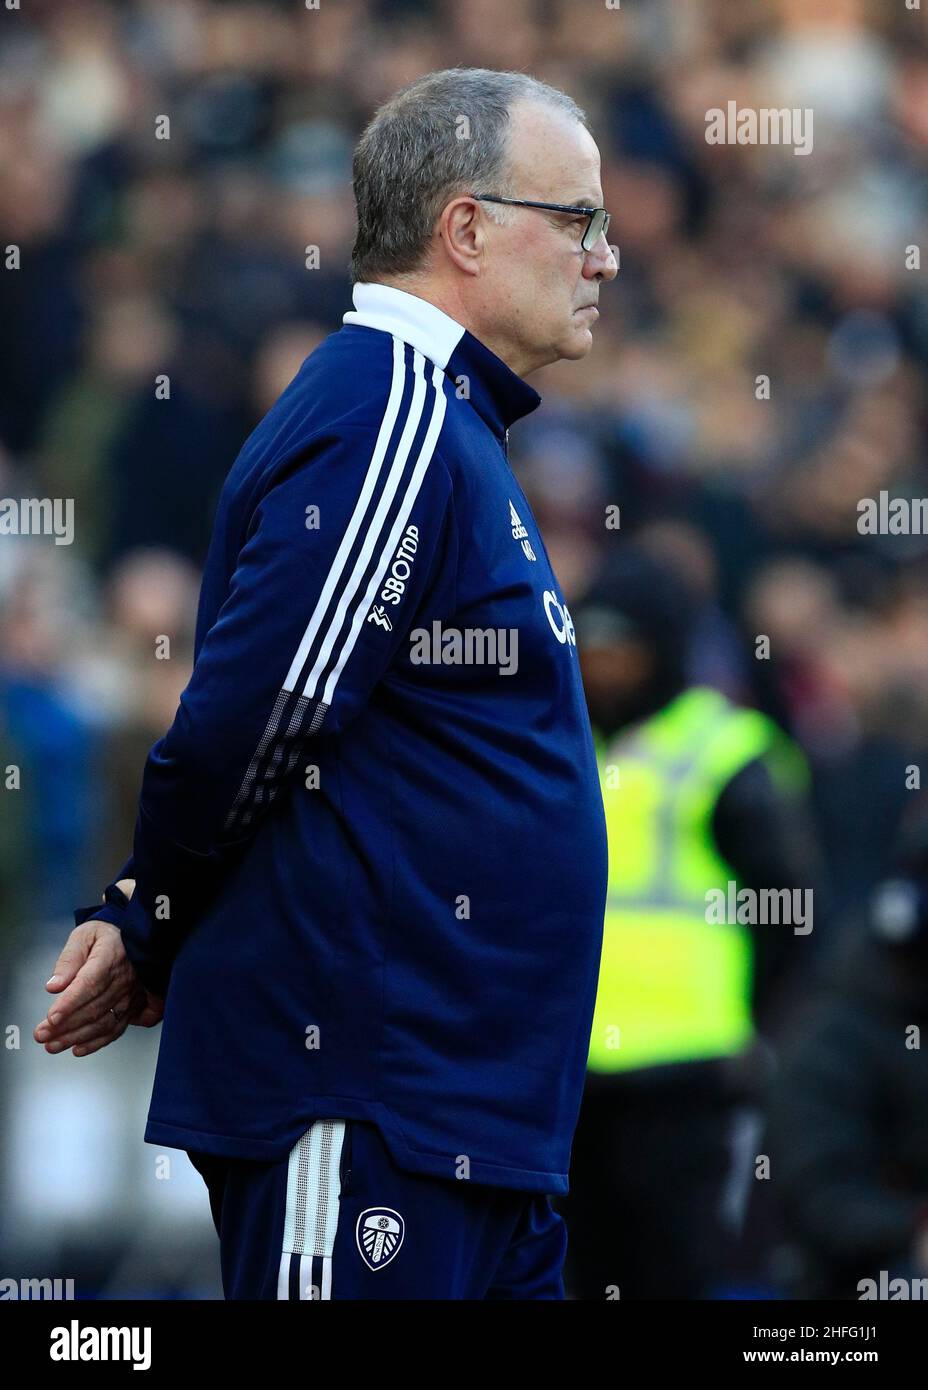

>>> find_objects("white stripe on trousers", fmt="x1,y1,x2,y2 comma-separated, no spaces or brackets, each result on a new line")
277,1119,346,1300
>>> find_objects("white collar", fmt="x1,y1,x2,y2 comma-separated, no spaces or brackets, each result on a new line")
342,282,466,370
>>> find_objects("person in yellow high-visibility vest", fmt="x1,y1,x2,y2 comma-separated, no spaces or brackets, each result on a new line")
559,544,817,1300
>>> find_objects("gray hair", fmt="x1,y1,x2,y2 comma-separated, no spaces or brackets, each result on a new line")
349,67,588,285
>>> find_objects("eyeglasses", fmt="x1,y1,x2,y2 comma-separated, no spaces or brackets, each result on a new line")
471,194,611,252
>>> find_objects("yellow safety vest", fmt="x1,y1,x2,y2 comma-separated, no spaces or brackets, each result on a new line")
587,686,806,1073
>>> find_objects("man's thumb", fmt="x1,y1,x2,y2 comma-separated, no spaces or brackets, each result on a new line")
46,931,94,991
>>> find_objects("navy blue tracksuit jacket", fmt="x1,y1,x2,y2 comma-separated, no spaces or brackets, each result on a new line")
78,282,608,1195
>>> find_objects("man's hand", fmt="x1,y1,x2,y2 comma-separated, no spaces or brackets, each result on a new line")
34,880,164,1056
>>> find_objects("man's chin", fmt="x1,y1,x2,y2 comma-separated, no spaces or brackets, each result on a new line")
559,328,595,360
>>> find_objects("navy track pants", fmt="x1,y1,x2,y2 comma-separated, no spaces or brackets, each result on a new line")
187,1117,567,1300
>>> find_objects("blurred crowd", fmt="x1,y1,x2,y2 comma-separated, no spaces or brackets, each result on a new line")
2,0,928,1298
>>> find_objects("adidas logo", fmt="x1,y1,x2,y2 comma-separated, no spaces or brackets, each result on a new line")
509,500,536,562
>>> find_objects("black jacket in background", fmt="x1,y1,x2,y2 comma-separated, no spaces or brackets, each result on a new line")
764,932,928,1298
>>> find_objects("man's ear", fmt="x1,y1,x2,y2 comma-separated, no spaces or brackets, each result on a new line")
440,197,484,276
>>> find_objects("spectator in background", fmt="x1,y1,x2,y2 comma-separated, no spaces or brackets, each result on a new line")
0,545,98,928
765,799,928,1299
74,549,200,888
561,545,819,1299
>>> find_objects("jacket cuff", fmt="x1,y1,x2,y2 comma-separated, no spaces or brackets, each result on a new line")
73,901,128,930
73,887,171,999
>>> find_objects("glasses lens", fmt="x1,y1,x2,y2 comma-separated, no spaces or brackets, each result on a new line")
582,208,607,252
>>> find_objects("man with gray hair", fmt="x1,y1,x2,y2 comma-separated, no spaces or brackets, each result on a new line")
36,67,618,1300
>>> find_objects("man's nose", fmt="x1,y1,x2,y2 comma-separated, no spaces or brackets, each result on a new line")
583,234,618,281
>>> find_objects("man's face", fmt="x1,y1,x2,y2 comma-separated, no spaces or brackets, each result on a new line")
580,639,655,738
475,101,618,376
